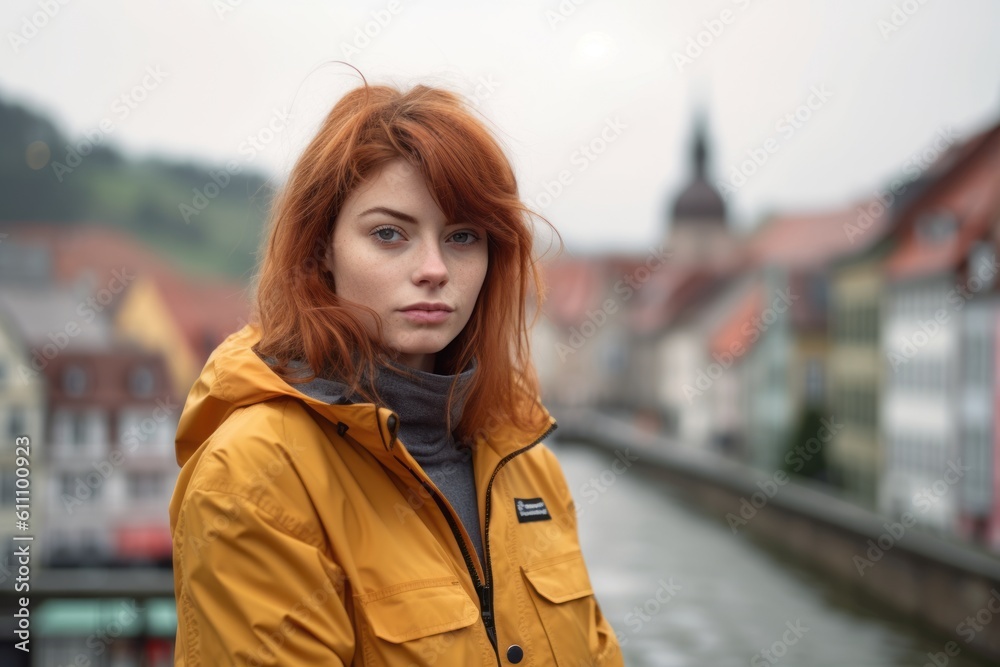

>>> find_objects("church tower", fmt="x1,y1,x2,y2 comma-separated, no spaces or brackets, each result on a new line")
667,111,735,265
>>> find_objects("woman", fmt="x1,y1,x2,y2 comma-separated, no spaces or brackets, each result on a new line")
169,75,624,666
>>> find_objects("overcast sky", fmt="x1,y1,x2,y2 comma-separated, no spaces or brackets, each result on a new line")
3,0,999,254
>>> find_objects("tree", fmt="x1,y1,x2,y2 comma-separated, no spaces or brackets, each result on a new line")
780,404,831,483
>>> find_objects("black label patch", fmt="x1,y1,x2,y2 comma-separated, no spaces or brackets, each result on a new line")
514,497,551,523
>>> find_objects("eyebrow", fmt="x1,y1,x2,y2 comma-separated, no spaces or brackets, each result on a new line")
358,206,468,227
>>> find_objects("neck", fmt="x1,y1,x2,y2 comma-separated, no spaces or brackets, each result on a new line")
373,356,477,450
393,351,435,373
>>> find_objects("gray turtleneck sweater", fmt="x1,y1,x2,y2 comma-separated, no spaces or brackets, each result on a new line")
261,352,485,567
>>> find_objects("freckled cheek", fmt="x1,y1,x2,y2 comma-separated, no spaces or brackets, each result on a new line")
455,258,488,309
352,263,397,309
333,249,389,307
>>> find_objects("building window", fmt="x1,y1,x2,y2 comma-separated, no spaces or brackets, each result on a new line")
0,470,17,505
805,359,823,403
63,365,87,396
60,472,100,502
52,409,108,447
80,528,100,556
128,366,155,397
51,409,72,446
47,530,73,561
82,409,108,447
968,241,997,293
127,471,164,500
7,408,24,439
810,276,828,313
73,412,87,446
964,334,992,387
119,407,176,454
867,302,879,342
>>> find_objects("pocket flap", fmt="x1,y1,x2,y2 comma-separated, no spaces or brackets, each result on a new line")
522,551,594,604
361,578,479,643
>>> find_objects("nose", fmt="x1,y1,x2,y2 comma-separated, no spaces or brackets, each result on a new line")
412,240,449,287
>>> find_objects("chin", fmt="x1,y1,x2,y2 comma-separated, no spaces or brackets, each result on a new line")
392,337,451,357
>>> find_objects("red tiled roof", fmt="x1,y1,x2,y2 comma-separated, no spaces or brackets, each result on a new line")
539,250,733,336
745,204,888,269
710,280,764,359
538,258,605,327
883,123,1000,280
628,256,745,336
1,223,251,361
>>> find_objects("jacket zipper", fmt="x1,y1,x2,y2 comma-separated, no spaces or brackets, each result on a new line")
395,462,496,649
338,418,557,664
480,421,557,654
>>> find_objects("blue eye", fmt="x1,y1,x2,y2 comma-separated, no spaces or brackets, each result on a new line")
372,226,402,244
450,231,481,245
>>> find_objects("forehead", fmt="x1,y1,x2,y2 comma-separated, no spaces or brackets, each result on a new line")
339,159,489,231
353,160,426,197
341,161,433,212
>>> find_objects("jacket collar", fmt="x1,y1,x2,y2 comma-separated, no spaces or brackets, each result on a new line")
175,324,556,467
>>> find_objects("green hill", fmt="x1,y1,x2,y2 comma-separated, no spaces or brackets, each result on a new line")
0,92,277,281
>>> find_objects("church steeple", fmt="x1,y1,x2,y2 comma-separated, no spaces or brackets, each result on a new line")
666,107,734,265
671,109,725,224
692,111,708,180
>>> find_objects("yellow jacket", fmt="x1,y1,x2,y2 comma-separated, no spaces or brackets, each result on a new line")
169,323,624,666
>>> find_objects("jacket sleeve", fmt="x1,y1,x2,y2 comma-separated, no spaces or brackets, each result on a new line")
541,444,626,667
174,487,355,666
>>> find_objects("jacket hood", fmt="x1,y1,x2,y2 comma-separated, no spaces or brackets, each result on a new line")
174,323,321,466
174,323,555,467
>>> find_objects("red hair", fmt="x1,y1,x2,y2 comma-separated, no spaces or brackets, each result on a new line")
250,73,558,441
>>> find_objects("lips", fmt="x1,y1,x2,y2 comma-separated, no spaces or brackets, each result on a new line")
399,303,453,324
400,303,454,312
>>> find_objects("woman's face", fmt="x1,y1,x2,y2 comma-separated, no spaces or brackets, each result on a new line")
325,159,489,373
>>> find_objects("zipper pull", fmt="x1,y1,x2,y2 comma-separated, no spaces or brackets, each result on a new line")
478,583,497,649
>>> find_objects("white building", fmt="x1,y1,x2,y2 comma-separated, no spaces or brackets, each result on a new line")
878,121,1000,533
0,306,46,577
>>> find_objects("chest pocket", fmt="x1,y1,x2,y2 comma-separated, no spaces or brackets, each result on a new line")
522,550,601,667
356,576,485,665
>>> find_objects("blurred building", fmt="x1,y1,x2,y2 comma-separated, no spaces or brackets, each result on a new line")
738,207,864,470
610,116,746,447
0,233,182,568
532,256,623,407
535,117,746,440
0,300,45,583
0,223,252,663
665,114,740,267
535,112,1000,552
2,224,251,398
827,201,900,509
43,344,176,567
878,122,1000,542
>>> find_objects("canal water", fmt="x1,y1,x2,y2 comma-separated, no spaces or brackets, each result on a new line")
550,438,996,667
